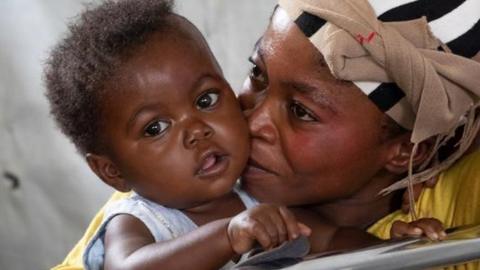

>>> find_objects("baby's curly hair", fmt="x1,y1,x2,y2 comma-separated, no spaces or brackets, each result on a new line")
44,0,175,155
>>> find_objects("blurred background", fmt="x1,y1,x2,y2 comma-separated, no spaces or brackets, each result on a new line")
0,0,276,269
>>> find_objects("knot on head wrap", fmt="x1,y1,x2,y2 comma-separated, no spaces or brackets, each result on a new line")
278,0,480,211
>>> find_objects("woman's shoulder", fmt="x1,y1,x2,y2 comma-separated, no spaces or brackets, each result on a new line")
433,149,480,225
442,149,480,180
368,150,480,239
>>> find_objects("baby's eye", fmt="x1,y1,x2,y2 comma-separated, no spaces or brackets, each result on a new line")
144,120,170,137
196,92,219,110
289,102,317,122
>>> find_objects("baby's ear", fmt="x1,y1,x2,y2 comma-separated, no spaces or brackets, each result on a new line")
86,153,131,192
384,134,434,174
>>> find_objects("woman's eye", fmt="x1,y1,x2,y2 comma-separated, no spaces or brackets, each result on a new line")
249,64,267,86
251,65,264,81
144,120,170,137
289,102,317,122
248,56,268,90
196,92,219,109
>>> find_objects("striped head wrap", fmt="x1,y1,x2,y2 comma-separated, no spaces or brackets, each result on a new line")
278,0,480,218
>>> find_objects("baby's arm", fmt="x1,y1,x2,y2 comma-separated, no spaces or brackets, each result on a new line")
390,218,446,240
103,215,234,270
103,204,310,270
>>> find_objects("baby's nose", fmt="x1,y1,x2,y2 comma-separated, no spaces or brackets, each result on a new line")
184,121,214,148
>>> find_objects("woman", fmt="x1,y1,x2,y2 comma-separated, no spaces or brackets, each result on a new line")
240,0,480,229
239,1,480,269
54,0,480,269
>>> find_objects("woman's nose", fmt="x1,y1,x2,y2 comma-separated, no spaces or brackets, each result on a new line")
183,120,214,148
247,98,278,145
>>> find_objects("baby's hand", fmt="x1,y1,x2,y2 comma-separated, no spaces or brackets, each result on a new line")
390,218,447,241
227,204,311,254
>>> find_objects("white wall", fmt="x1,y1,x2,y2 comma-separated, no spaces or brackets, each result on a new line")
0,0,276,269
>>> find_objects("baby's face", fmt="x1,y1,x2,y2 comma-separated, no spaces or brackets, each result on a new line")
100,28,249,209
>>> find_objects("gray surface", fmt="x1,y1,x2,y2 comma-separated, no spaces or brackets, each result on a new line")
0,1,275,269
284,225,480,270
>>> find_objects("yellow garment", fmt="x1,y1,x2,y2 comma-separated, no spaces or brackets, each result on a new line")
368,150,480,270
52,151,480,270
52,191,131,270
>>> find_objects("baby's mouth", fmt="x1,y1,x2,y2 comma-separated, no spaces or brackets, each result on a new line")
196,151,229,178
200,154,218,171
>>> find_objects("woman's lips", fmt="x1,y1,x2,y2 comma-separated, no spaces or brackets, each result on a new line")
243,158,277,177
196,151,229,179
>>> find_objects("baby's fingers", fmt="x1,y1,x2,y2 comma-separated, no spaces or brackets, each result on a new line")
297,222,312,237
249,221,275,250
278,206,301,240
255,214,282,248
278,207,312,240
266,208,289,244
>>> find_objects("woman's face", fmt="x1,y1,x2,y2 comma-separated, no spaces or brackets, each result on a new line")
239,8,394,206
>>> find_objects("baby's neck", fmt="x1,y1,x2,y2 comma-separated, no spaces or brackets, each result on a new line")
181,192,245,226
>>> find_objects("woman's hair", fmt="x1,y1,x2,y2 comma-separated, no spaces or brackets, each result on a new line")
381,115,408,141
44,0,174,155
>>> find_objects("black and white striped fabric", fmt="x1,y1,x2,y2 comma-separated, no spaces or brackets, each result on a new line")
293,0,480,117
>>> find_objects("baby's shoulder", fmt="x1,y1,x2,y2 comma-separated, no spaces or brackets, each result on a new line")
104,195,198,241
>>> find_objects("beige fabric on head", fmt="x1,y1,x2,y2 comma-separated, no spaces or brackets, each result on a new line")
279,0,480,214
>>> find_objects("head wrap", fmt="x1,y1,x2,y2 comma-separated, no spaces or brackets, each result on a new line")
278,0,480,218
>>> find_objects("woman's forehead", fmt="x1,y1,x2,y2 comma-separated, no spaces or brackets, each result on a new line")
270,6,291,33
261,12,345,79
255,23,370,113
260,12,323,70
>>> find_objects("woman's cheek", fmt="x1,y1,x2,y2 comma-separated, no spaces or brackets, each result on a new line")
283,129,332,173
284,125,362,174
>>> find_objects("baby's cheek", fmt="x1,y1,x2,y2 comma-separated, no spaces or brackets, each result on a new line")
215,112,250,157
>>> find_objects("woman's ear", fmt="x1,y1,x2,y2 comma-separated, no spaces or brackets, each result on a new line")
86,153,131,192
384,134,434,174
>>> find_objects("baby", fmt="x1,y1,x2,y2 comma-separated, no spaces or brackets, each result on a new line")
44,0,445,269
45,1,312,268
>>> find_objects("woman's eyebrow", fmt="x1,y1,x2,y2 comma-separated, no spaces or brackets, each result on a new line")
252,37,266,63
281,80,338,114
313,53,328,69
253,37,263,52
